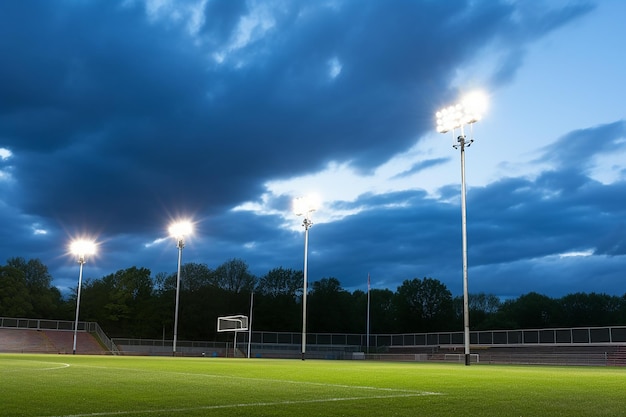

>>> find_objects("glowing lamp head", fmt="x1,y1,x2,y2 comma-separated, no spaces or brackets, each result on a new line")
460,91,488,123
70,239,96,262
436,91,488,133
169,221,193,240
293,194,320,217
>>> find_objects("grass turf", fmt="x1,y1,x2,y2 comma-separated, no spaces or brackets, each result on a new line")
0,353,624,416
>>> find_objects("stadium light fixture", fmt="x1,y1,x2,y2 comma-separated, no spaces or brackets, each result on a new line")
435,91,487,366
436,91,487,134
293,194,319,360
169,220,193,356
70,239,96,355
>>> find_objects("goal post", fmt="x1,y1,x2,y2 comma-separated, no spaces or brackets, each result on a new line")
217,315,249,358
217,315,249,332
444,353,480,364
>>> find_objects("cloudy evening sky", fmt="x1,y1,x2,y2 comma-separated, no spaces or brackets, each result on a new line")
1,0,625,299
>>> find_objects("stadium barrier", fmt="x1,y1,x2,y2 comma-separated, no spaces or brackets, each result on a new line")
232,326,626,349
0,317,119,354
3,317,625,364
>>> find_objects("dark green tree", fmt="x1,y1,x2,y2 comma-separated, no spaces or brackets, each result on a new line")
308,277,356,333
6,257,64,318
454,292,503,330
620,294,626,324
497,292,559,329
257,267,302,298
394,277,454,332
254,267,302,331
213,258,256,293
79,267,154,337
368,288,399,333
179,263,214,292
558,292,621,326
172,262,219,339
0,265,33,317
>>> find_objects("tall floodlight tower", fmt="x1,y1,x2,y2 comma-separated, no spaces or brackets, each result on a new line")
70,239,96,355
293,195,319,361
435,91,487,366
169,220,193,356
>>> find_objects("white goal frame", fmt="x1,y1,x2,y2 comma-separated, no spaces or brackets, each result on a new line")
444,353,480,363
217,315,249,332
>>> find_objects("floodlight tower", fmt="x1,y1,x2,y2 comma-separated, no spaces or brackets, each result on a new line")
169,220,193,356
70,239,96,355
293,195,319,361
435,91,487,366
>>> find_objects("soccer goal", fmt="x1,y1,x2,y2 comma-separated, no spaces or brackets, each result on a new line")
217,315,249,332
217,315,249,358
444,353,480,364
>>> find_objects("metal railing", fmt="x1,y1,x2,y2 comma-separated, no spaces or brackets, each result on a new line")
3,317,624,354
235,326,626,348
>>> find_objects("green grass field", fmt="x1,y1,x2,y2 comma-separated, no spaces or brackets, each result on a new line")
1,354,624,417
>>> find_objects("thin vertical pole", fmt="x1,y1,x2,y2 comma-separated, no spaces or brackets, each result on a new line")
72,259,85,355
247,291,254,358
459,135,471,366
173,241,183,356
301,221,310,360
366,273,371,354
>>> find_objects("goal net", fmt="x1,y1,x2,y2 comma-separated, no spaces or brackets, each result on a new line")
217,315,249,332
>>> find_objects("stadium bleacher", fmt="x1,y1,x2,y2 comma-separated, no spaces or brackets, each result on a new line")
0,328,107,354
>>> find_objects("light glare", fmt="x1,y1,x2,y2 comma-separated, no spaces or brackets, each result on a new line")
169,221,193,239
462,91,488,119
293,194,320,216
435,91,488,133
70,240,96,257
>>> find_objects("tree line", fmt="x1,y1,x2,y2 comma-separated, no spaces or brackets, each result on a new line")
2,257,626,340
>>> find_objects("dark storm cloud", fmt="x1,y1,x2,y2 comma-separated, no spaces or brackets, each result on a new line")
460,121,626,296
469,173,626,264
0,1,591,231
538,121,626,171
0,0,608,297
294,119,626,296
200,0,248,44
595,224,626,256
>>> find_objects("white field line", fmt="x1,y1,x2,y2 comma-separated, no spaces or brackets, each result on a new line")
41,391,441,417
0,359,70,372
71,363,433,395
34,362,442,417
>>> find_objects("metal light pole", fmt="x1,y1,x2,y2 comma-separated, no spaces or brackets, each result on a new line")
294,195,319,361
436,91,487,366
70,239,96,355
169,221,192,356
247,291,254,359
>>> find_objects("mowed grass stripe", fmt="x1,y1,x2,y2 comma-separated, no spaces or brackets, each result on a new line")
1,355,440,417
69,361,438,395
41,392,438,417
1,354,625,417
